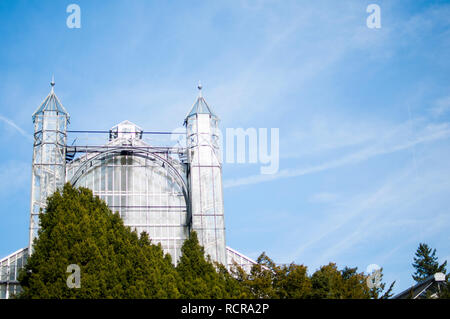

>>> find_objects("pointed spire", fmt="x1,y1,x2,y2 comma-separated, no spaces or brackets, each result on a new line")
32,78,70,123
184,82,217,123
50,75,55,92
198,80,202,97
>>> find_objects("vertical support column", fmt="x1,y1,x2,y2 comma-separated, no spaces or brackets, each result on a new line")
5,257,9,299
186,113,226,265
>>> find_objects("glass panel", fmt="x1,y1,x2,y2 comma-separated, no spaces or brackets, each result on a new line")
17,256,23,269
0,284,6,299
101,163,106,191
107,166,113,191
0,263,7,281
9,261,16,281
71,153,189,263
8,285,15,298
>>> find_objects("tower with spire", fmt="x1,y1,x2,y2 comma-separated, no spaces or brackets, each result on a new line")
29,78,70,251
184,83,227,265
0,80,263,299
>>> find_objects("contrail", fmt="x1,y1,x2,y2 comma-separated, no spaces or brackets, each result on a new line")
0,115,33,141
224,123,450,188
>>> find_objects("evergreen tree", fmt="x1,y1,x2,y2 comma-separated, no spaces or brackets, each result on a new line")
311,263,345,299
339,266,371,299
245,253,278,298
15,182,407,300
216,262,252,298
228,261,255,298
18,183,179,298
176,231,242,298
274,263,312,299
438,279,450,299
239,253,312,299
233,253,397,299
310,263,372,299
412,243,447,283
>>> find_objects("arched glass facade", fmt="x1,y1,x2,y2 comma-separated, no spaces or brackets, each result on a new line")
0,86,260,299
67,152,189,263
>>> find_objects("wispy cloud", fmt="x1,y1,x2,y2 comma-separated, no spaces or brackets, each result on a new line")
309,192,339,204
0,115,32,141
224,120,450,188
286,151,450,268
376,214,450,267
280,117,387,159
286,167,409,264
431,96,450,117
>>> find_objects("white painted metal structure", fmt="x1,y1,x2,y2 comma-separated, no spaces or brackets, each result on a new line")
226,246,259,274
0,248,28,299
185,84,227,265
0,81,255,298
393,273,448,299
65,120,190,263
29,80,69,252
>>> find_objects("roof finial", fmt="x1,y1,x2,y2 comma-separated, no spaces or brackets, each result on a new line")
50,75,55,92
197,80,202,97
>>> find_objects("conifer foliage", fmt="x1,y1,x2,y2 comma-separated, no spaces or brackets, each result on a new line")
411,243,449,299
412,243,447,283
18,183,179,298
175,231,248,298
230,254,394,299
17,183,395,299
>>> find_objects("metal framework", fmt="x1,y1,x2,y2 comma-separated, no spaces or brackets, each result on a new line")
29,81,69,252
226,246,259,274
0,248,28,299
65,128,191,262
185,85,227,265
393,273,447,299
0,81,256,299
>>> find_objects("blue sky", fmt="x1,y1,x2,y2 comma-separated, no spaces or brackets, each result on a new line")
1,0,449,295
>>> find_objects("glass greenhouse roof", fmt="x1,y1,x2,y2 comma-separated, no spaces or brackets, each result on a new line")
187,96,215,117
32,84,70,122
185,84,218,121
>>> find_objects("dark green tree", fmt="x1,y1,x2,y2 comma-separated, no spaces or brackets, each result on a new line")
16,182,407,300
311,263,345,299
216,262,252,298
176,231,244,298
437,279,450,299
339,266,372,299
412,243,447,283
232,253,397,299
237,253,312,299
244,253,278,298
275,263,312,299
310,263,372,299
18,183,179,298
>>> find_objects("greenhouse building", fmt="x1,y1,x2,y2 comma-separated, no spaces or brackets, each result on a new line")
0,81,256,299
